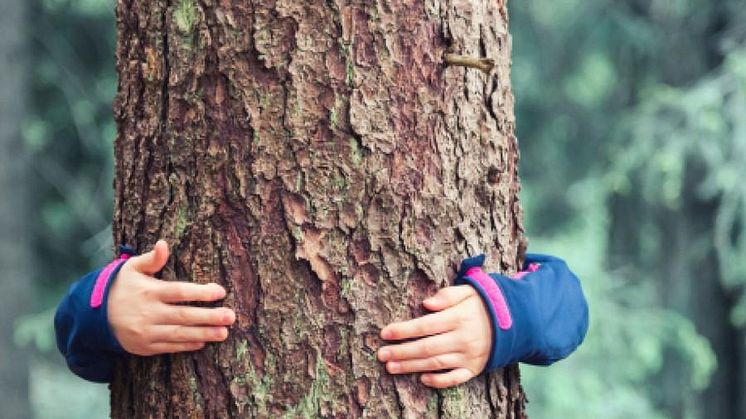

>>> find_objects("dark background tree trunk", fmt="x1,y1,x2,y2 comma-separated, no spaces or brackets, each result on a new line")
609,161,746,419
0,0,32,416
111,1,527,417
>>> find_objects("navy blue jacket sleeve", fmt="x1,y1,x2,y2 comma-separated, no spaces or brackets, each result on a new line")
54,259,128,383
455,253,589,371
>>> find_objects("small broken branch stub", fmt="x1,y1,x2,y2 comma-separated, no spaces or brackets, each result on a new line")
444,53,495,74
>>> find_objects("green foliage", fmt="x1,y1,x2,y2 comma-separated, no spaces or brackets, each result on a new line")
512,0,744,417
29,358,109,419
611,48,746,324
18,0,118,417
14,307,57,353
521,183,715,418
25,0,117,290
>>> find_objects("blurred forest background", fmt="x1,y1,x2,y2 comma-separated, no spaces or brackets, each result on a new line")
1,0,744,418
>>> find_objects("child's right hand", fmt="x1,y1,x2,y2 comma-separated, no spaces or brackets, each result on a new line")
107,240,236,356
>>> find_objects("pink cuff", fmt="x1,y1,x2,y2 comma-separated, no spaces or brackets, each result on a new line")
511,263,541,280
90,254,130,308
465,267,513,330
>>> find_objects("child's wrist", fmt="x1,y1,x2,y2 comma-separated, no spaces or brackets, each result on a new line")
95,246,139,353
454,254,542,372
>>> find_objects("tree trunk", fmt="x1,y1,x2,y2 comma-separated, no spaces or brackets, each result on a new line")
110,0,527,417
0,0,32,416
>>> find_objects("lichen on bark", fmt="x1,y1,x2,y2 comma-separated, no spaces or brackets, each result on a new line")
110,0,527,418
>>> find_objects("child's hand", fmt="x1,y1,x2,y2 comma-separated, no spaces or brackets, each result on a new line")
377,285,492,388
108,240,236,356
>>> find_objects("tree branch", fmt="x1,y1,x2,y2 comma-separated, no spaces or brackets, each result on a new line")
443,53,495,74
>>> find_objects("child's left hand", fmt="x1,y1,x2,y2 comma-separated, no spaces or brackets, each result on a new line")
377,285,492,388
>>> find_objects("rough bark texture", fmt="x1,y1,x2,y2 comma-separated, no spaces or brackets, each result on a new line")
0,0,32,416
111,0,527,417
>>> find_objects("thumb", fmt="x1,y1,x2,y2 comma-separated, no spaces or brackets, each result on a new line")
127,240,170,275
423,285,475,311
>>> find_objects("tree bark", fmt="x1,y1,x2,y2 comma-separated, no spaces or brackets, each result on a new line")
111,0,527,417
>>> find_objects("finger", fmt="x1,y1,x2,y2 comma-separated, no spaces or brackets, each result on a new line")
422,286,475,312
380,310,457,340
150,325,229,343
378,332,460,362
127,240,170,275
159,305,236,326
386,353,463,374
157,281,227,303
144,341,206,355
421,368,474,389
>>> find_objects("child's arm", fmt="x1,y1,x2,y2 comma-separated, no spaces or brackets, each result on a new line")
54,240,236,383
377,253,589,388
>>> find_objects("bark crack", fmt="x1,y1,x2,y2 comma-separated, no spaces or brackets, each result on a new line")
136,0,172,249
190,354,206,414
160,0,171,132
436,388,444,418
162,355,174,416
485,73,499,123
392,378,406,418
484,375,497,418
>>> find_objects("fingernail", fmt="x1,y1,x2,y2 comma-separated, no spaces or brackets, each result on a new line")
216,327,228,340
380,328,392,340
387,362,400,373
378,349,390,362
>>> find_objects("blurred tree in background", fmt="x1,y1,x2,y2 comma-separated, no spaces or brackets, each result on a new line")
0,0,32,416
10,0,745,418
12,0,116,416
